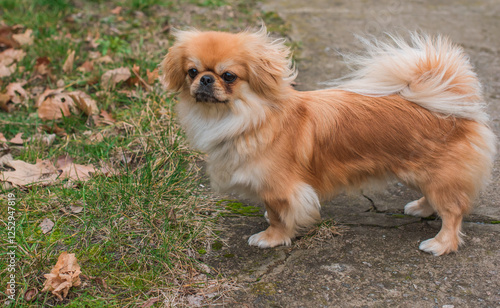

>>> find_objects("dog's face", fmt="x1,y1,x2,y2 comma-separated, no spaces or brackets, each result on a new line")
179,31,247,104
160,28,296,104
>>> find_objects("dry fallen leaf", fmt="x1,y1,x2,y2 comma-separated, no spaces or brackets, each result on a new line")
62,50,75,74
0,26,20,49
38,92,79,121
101,67,130,88
12,29,34,46
94,109,116,126
41,124,67,137
56,155,96,182
70,205,83,213
110,6,122,14
147,68,159,84
6,81,28,105
140,297,160,308
0,48,26,66
40,218,54,234
69,91,99,116
35,88,64,108
9,132,24,144
77,60,94,73
1,158,59,186
95,55,113,64
42,252,82,301
28,133,56,146
0,132,7,142
0,62,16,78
34,56,51,76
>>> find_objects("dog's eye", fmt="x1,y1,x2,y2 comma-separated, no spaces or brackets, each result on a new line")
221,72,237,83
188,68,198,78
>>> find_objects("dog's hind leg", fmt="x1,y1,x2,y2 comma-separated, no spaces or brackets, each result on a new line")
418,188,470,256
404,197,436,218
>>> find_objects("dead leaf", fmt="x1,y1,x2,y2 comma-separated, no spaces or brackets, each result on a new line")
0,48,26,66
42,252,82,301
24,288,38,302
9,132,24,144
55,155,96,182
77,60,94,73
62,50,75,74
0,132,7,142
34,56,52,77
35,88,64,108
0,26,20,48
38,93,79,121
28,133,56,146
70,205,83,213
130,64,152,90
99,109,116,125
68,91,99,116
0,62,16,78
40,218,54,234
1,158,59,187
140,297,160,308
6,82,28,105
110,6,122,14
95,55,113,64
41,124,67,137
89,132,104,142
12,29,33,46
101,67,131,89
147,68,159,84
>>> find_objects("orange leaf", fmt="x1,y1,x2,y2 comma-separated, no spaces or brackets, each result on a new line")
62,50,75,74
42,252,82,301
101,67,130,88
147,68,159,84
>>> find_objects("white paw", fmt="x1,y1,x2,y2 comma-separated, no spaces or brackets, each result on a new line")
264,211,270,223
404,200,434,217
248,231,291,248
419,238,446,256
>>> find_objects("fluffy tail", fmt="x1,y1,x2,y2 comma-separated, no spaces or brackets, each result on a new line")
331,33,488,123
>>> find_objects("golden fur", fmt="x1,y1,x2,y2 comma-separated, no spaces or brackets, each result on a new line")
160,28,496,256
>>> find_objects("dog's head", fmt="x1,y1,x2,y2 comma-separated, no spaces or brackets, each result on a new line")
160,27,296,104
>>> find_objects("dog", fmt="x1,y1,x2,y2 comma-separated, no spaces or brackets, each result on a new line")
160,27,496,256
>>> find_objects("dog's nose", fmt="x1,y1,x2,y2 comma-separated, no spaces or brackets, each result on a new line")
200,75,215,86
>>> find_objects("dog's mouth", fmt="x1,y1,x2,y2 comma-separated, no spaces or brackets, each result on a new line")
194,91,228,104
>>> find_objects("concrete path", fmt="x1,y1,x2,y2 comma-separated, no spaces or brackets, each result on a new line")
207,1,500,306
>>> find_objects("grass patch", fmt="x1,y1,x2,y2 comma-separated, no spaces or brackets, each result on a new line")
0,0,290,306
218,200,261,217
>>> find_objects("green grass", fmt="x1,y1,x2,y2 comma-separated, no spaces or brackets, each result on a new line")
0,0,290,306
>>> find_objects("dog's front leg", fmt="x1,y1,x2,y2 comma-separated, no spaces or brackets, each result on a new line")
248,199,294,248
248,183,322,248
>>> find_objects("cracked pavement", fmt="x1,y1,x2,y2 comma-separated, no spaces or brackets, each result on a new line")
205,0,500,307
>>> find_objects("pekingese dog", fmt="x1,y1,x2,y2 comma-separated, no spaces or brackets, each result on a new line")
160,27,496,256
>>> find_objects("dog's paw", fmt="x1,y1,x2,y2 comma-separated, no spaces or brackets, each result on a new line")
248,229,292,248
419,238,456,256
404,200,434,217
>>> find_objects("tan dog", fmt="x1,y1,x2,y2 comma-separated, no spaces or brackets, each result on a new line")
160,28,496,256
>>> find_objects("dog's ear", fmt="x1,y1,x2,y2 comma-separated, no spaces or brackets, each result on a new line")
245,27,296,99
160,43,186,92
